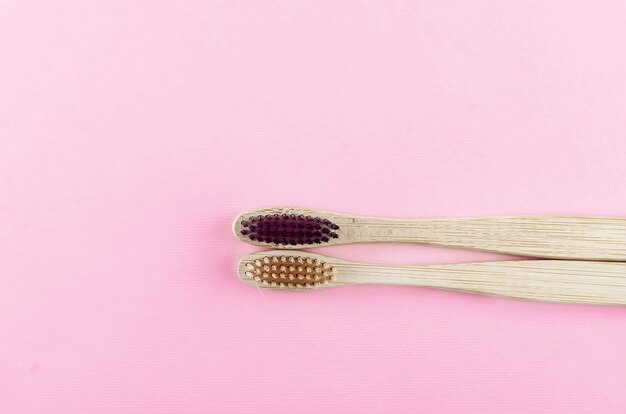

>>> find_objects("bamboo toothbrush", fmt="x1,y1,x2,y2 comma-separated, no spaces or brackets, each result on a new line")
238,250,626,306
233,208,626,261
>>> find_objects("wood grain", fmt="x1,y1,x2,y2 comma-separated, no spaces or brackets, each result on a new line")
234,208,626,260
238,250,626,306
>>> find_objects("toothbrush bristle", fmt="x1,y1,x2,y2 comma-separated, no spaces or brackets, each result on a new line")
240,213,339,246
243,255,335,289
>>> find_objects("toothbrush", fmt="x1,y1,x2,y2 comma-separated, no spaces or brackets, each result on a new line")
238,250,626,306
233,208,626,261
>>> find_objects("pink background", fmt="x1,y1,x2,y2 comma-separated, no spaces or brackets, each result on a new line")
2,1,626,412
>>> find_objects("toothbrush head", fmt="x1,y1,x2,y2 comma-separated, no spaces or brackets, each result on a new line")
238,251,335,290
234,208,341,248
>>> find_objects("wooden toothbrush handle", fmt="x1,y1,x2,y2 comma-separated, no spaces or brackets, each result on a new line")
352,216,626,261
336,260,626,306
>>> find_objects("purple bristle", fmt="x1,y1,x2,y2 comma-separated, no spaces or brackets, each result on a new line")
241,213,340,246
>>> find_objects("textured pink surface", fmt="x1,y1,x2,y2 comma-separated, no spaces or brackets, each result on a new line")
2,1,626,412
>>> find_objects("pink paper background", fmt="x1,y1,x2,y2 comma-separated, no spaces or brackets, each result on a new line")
2,1,626,412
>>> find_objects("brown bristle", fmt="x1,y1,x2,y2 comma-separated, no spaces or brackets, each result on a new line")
244,255,335,289
240,213,340,246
